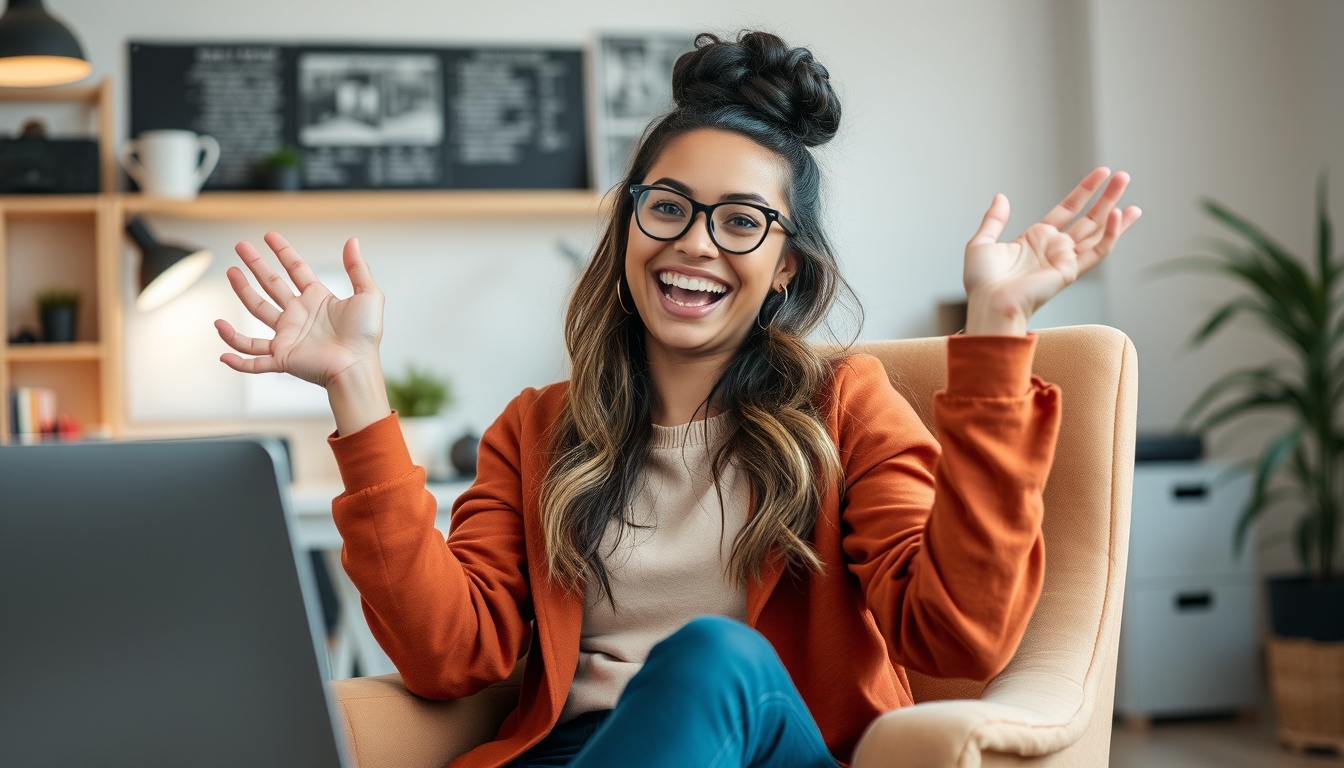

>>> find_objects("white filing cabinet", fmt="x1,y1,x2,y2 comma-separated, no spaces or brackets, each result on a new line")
1115,461,1262,720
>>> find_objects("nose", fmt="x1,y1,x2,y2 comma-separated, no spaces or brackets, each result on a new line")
674,211,719,259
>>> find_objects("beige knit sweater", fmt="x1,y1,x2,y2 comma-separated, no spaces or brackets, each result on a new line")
560,413,748,722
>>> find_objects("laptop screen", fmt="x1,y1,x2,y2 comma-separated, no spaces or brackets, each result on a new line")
0,438,346,768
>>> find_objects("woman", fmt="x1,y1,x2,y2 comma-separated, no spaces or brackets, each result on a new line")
216,31,1139,768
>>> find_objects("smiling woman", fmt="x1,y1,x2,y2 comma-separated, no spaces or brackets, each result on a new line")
214,28,1140,768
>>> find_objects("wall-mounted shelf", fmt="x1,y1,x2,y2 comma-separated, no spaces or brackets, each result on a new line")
122,189,609,220
5,343,103,363
0,196,100,216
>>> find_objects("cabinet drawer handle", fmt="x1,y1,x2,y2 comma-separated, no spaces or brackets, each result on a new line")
1172,483,1209,500
1175,591,1213,611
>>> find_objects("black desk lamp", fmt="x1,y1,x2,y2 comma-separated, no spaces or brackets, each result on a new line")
126,217,212,312
0,0,90,87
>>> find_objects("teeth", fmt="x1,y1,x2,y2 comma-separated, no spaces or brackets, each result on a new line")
658,272,727,294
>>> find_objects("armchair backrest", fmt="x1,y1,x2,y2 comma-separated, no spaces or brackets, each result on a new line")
852,325,1137,729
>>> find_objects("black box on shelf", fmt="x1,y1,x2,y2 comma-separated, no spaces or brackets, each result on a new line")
0,138,100,194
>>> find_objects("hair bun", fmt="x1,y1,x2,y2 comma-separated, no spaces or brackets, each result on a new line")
671,31,840,148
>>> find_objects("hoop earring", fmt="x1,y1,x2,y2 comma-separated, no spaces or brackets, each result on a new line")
757,284,788,330
615,279,634,315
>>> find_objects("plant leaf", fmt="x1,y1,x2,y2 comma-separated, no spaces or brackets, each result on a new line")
1204,199,1322,320
1234,428,1302,553
1318,171,1333,286
1180,364,1289,427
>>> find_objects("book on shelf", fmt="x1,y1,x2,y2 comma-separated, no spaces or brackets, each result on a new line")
8,387,80,444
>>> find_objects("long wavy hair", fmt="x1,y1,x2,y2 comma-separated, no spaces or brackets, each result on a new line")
541,31,861,600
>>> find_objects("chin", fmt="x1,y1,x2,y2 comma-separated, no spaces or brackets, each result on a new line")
643,320,728,354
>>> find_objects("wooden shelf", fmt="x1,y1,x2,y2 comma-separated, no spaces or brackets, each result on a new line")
122,189,609,220
0,195,100,215
5,342,103,363
0,85,102,103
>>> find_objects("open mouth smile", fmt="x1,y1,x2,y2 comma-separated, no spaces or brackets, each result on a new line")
656,270,731,308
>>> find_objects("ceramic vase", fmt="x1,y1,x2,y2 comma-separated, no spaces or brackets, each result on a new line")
398,416,451,481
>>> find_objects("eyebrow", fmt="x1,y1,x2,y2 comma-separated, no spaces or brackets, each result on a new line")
650,177,774,207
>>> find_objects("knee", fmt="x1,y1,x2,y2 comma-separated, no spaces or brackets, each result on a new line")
646,616,772,678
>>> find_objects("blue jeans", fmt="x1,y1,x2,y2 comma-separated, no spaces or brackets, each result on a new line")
508,616,838,768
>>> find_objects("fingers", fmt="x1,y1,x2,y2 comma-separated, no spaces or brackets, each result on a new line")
263,232,322,293
968,193,1011,247
214,319,272,356
1078,206,1143,273
235,240,297,308
219,352,282,374
1040,167,1111,229
226,266,281,328
1074,172,1131,245
341,237,380,295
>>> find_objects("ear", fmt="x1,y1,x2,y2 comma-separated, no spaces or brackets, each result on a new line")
773,249,800,291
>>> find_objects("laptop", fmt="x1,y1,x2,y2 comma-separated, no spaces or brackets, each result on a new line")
0,438,348,767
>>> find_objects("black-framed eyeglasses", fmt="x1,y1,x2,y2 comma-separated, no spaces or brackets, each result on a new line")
629,184,797,255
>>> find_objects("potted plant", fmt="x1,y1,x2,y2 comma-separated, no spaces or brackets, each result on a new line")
385,365,454,480
1175,178,1344,753
259,145,303,192
35,288,79,343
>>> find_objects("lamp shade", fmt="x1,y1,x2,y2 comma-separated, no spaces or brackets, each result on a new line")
126,217,212,312
0,0,90,87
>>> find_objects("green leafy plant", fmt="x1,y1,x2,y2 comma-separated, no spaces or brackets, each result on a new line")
1171,177,1341,580
260,145,303,169
35,288,79,310
385,365,452,418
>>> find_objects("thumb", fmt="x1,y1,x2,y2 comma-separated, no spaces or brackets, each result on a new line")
342,237,379,295
969,193,1010,247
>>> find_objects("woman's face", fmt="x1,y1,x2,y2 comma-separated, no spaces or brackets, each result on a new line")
625,128,797,359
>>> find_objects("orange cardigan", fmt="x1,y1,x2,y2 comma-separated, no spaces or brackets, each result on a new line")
329,335,1060,766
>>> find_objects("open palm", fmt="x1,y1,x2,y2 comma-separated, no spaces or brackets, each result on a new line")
215,233,384,388
964,168,1141,331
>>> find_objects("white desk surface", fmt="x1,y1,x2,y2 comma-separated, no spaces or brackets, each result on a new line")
289,480,471,550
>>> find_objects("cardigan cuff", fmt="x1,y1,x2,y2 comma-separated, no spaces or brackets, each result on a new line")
945,333,1038,398
328,411,416,494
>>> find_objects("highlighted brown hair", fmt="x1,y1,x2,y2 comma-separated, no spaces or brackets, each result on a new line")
541,31,860,600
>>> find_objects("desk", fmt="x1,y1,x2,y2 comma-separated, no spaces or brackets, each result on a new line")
289,481,470,678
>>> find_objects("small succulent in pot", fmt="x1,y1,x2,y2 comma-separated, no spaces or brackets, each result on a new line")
385,365,453,418
35,288,79,343
386,365,456,479
259,145,303,192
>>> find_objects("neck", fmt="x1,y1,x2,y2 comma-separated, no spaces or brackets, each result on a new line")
644,335,736,427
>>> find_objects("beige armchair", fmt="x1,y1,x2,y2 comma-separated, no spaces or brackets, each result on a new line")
330,325,1138,768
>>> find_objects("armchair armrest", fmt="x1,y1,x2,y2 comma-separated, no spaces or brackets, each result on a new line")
330,670,522,768
852,647,1119,768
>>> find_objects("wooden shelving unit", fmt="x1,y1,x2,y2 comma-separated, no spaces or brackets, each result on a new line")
0,78,604,444
0,79,119,443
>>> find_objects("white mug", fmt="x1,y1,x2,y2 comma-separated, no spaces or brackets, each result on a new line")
119,130,220,199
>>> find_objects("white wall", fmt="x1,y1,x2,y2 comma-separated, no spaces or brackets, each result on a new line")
12,1,1342,499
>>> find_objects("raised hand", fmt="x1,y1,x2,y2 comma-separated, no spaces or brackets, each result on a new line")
215,232,391,434
962,168,1141,336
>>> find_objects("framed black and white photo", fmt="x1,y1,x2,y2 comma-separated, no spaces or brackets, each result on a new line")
590,34,694,193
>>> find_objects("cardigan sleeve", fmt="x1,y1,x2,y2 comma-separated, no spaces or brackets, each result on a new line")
837,336,1060,681
328,395,535,700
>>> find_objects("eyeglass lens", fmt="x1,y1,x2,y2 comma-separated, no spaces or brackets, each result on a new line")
634,188,773,254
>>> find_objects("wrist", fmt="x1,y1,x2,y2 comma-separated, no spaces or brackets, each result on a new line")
327,358,391,436
964,290,1028,336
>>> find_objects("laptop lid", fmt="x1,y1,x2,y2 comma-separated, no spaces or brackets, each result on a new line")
0,437,347,768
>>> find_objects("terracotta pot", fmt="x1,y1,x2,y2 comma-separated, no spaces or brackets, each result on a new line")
1266,636,1344,754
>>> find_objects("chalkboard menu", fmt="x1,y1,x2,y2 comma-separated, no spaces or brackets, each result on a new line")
129,42,589,191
